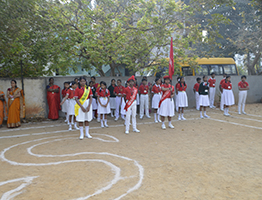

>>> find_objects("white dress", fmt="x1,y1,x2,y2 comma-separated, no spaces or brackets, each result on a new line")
177,91,188,107
76,99,93,122
223,89,235,106
67,99,76,115
158,98,175,117
97,97,111,114
152,94,161,109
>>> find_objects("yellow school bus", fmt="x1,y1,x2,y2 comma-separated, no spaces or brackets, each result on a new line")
179,57,239,76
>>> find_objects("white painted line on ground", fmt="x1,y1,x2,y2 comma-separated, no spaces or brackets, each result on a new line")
210,112,262,123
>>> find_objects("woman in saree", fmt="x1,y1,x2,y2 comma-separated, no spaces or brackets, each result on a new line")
0,90,7,127
46,78,61,120
7,80,25,128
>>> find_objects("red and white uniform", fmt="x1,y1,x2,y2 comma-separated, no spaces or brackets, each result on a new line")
151,84,161,109
114,85,125,119
222,82,234,106
238,81,249,113
74,87,93,122
175,82,179,111
61,88,69,113
139,84,150,118
158,84,175,117
176,83,188,107
66,88,76,115
220,78,226,110
96,88,110,114
208,78,216,108
193,83,200,110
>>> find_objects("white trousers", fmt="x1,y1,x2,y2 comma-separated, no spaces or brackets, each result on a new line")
238,91,247,112
195,92,200,110
209,87,216,107
126,101,137,132
115,96,122,118
140,94,149,117
220,92,224,110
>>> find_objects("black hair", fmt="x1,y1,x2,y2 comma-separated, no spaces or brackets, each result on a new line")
155,78,160,83
211,72,215,75
78,76,88,88
177,76,180,81
91,76,96,80
117,79,122,83
89,81,93,85
202,75,207,79
100,81,107,87
223,73,227,76
196,77,201,81
111,79,116,82
49,77,54,82
71,81,76,85
11,80,18,88
63,81,70,90
241,75,247,79
74,78,78,82
142,78,147,82
225,75,231,83
142,76,147,79
179,76,186,87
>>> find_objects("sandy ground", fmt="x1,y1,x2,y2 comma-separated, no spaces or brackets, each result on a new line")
0,104,262,200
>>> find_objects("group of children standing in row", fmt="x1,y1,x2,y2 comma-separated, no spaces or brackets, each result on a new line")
60,74,249,139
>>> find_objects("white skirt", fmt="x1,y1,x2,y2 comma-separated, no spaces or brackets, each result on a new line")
121,97,126,115
110,97,116,109
158,98,175,117
62,99,68,113
177,91,188,107
199,95,210,107
92,99,98,110
97,97,111,114
76,99,93,122
136,94,140,105
152,94,161,109
223,89,235,106
68,99,76,115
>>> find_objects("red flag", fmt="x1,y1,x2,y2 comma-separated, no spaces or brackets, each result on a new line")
169,37,174,80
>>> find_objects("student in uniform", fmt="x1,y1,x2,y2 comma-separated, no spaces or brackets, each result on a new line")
219,73,227,111
199,75,210,118
134,78,140,114
221,75,235,116
176,76,188,120
208,72,216,108
158,76,175,129
60,81,79,130
114,79,125,121
123,76,140,134
89,81,97,119
91,76,100,122
74,77,93,140
97,81,110,128
175,77,180,112
193,77,201,111
238,75,249,115
151,78,162,123
108,79,116,118
62,82,70,123
139,78,151,119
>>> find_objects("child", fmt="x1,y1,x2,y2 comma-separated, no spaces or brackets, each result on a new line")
175,77,180,112
139,78,150,119
61,81,79,130
176,76,188,120
208,72,216,108
91,76,100,122
123,76,140,134
61,82,70,123
199,75,210,118
134,78,139,114
108,79,116,118
75,77,93,140
89,81,97,119
114,79,125,121
219,73,227,111
97,81,110,128
238,75,249,115
158,76,175,129
193,77,201,110
221,75,235,116
151,77,162,123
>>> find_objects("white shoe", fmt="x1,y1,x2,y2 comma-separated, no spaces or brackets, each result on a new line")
224,113,230,116
79,134,84,140
65,119,68,123
146,115,151,119
85,133,92,139
238,112,241,115
140,116,143,119
196,108,200,111
69,126,72,131
133,129,140,133
181,116,186,120
204,115,210,118
97,118,101,122
200,115,204,119
125,131,129,134
161,124,166,130
155,120,158,123
115,117,119,121
158,119,162,123
221,109,224,111
242,111,247,115
71,122,74,125
212,106,216,109
168,124,174,129
104,123,108,128
101,124,104,128
178,116,181,121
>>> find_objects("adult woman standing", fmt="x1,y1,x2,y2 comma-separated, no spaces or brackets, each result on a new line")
46,78,60,120
6,80,24,128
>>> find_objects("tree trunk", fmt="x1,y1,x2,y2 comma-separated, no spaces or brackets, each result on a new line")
250,52,261,75
110,63,115,76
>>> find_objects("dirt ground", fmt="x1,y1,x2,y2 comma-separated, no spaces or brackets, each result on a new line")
0,104,262,200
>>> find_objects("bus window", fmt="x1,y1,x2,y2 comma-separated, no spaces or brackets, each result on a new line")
223,64,237,75
182,67,193,76
196,65,208,75
209,65,223,75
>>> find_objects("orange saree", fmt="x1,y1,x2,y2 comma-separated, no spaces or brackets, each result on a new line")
7,88,25,128
0,91,7,126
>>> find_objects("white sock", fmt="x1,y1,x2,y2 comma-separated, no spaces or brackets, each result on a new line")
79,127,84,137
71,115,74,123
101,120,104,126
162,122,165,126
224,108,227,115
154,113,157,121
85,126,89,136
168,121,171,126
227,108,229,114
104,119,107,125
181,113,184,117
200,111,203,117
178,114,181,118
204,111,207,115
69,124,72,128
158,114,160,121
